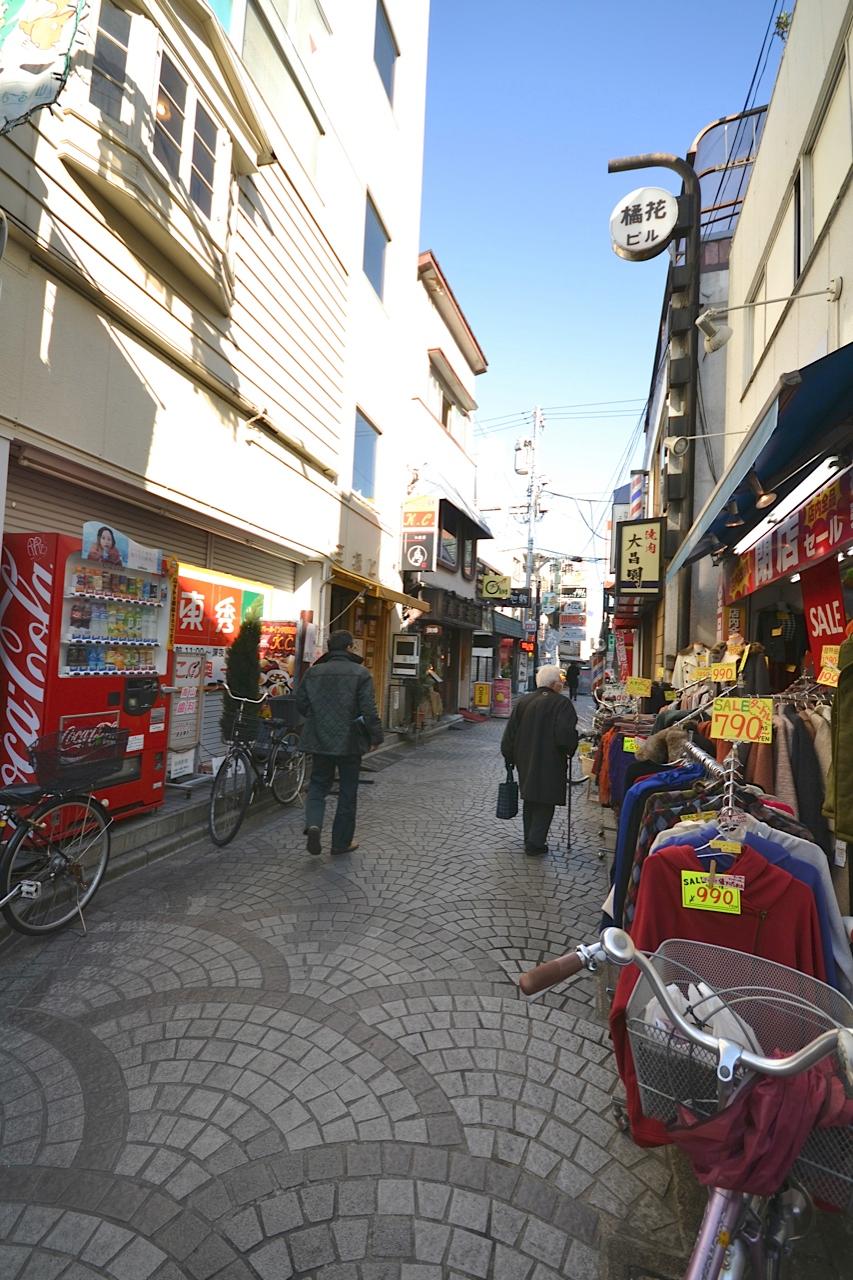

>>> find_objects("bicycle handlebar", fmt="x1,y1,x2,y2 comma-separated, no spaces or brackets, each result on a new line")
519,928,853,1089
222,681,268,705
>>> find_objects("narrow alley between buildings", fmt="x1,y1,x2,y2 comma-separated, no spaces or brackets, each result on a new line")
0,714,848,1280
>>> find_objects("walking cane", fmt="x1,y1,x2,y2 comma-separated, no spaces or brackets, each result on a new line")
566,753,574,851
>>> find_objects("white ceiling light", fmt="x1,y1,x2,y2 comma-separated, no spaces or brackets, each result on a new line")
732,458,846,555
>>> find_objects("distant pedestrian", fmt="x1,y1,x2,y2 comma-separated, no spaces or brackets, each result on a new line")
296,630,383,856
501,664,578,855
565,662,580,700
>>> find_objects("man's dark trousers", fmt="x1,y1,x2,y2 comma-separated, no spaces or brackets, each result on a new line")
523,801,554,853
305,754,360,850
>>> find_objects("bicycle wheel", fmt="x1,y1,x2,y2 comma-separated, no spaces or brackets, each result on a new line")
0,794,111,935
209,750,253,846
270,735,306,805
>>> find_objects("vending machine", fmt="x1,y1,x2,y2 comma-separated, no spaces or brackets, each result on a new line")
0,528,176,818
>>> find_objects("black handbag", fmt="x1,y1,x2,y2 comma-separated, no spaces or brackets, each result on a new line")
353,715,373,754
496,764,519,819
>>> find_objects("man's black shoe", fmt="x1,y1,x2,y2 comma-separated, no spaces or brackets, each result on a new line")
524,844,548,856
306,827,321,856
331,842,359,856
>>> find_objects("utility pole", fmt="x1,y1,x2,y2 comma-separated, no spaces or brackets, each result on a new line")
523,405,543,616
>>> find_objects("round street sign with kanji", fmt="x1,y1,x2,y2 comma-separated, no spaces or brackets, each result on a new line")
406,544,429,568
610,186,679,262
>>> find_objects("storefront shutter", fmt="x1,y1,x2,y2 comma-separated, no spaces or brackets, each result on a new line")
5,464,209,564
209,536,296,592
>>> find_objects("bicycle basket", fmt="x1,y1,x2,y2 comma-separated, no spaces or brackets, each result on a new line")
30,727,130,791
269,696,302,729
625,939,853,1211
222,693,262,747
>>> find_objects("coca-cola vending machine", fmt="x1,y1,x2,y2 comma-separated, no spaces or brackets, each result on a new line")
0,526,177,818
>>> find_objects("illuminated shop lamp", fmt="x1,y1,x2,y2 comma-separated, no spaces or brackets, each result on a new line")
747,469,777,510
724,500,744,528
732,456,845,556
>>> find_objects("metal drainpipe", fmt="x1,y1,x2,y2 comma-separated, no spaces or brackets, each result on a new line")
608,154,701,653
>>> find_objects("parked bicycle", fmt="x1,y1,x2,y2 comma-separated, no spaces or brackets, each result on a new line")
0,727,127,936
208,683,306,846
519,929,853,1280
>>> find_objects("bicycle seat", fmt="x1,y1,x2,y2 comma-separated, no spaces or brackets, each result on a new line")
0,783,44,807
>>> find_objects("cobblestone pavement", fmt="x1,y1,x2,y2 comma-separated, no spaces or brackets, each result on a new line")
0,707,849,1279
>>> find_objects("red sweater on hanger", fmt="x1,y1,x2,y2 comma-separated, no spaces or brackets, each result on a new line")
610,843,827,1146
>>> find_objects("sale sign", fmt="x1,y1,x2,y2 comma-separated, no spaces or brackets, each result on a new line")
681,870,741,915
711,696,773,744
711,662,738,683
625,677,652,697
799,556,848,672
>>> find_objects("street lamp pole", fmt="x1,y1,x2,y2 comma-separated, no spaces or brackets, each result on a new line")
607,153,701,653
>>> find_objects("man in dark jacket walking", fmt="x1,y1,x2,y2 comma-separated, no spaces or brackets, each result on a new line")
501,664,578,854
565,662,580,700
295,630,383,856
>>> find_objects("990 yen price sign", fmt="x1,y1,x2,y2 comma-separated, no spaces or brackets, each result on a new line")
711,696,773,744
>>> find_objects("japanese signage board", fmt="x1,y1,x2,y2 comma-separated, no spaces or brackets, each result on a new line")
615,518,665,596
401,494,439,572
479,582,530,608
0,1,83,137
725,468,853,604
259,621,298,697
711,696,773,744
175,565,271,648
168,650,204,754
610,186,679,262
473,682,491,708
625,677,652,697
481,573,511,599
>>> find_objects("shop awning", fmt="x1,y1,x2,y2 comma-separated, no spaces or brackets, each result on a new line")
417,471,493,539
667,342,853,581
332,568,431,613
493,611,524,638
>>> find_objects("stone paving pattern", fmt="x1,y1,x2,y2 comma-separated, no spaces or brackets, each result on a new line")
1,708,850,1278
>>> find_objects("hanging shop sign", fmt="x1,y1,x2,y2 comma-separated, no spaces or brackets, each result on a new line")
174,565,271,649
615,518,665,596
799,556,847,673
481,573,511,599
401,494,439,572
610,187,679,262
711,696,773,745
725,468,852,604
478,580,530,607
0,0,83,137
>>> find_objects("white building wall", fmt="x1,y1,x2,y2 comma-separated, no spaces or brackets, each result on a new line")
724,0,853,452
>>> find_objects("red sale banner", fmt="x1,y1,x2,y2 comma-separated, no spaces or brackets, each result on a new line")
799,556,848,671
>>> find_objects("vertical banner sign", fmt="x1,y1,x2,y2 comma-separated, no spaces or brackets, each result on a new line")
629,471,648,519
0,1,84,136
616,518,665,596
259,621,298,696
799,556,847,671
615,629,628,680
401,495,439,572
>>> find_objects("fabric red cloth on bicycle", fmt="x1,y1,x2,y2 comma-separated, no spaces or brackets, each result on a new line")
667,1056,853,1196
609,843,828,1147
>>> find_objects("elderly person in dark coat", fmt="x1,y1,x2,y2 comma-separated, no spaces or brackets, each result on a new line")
501,664,579,855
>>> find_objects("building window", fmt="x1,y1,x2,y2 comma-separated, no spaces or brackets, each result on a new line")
438,505,458,569
154,53,187,181
810,61,852,241
793,170,802,281
374,1,398,102
89,0,131,121
441,394,453,431
462,538,476,580
363,195,389,298
191,102,217,218
153,53,219,217
353,410,378,499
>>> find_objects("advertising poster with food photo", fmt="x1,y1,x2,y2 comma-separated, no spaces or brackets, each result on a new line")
259,621,298,696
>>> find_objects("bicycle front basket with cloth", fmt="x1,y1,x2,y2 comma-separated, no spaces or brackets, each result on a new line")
625,939,853,1209
222,691,262,747
30,726,130,791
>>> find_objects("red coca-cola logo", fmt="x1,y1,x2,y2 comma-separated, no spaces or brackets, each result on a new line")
0,541,53,785
60,721,119,752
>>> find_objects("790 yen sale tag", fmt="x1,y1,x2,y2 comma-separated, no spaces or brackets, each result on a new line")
711,696,773,744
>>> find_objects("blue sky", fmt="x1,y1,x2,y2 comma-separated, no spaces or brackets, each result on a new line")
420,0,788,569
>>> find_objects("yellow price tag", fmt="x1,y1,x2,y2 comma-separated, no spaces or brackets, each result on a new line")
623,737,639,754
738,643,751,671
625,677,652,697
711,695,773,744
817,666,840,688
709,838,742,854
693,666,711,681
821,644,840,670
681,810,719,823
681,870,741,914
711,662,737,683
664,690,678,702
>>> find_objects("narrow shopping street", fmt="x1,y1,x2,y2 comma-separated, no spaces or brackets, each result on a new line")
0,714,848,1280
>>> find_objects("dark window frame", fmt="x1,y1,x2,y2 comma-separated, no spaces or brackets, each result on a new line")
437,503,459,571
793,170,802,282
89,0,131,122
461,537,476,581
363,193,389,298
373,0,399,103
352,409,379,500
